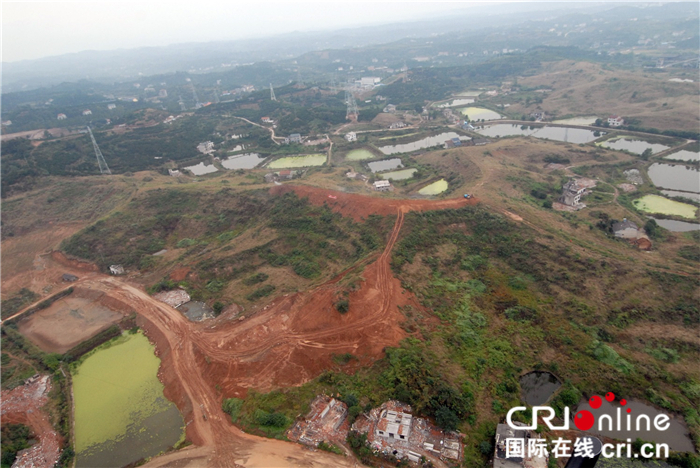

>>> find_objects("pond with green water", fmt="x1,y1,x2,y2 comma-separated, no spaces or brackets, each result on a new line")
418,179,448,195
268,154,326,168
72,332,184,468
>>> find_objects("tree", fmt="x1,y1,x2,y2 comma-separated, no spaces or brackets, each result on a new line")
213,301,225,316
641,148,653,160
435,406,460,431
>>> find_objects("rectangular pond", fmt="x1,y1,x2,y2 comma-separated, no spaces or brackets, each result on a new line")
652,218,700,232
184,162,218,175
633,194,698,219
552,116,598,125
380,168,417,180
377,132,469,155
345,149,376,161
368,158,403,173
221,153,266,169
434,98,475,108
647,163,700,194
476,124,598,143
267,154,325,169
72,332,184,468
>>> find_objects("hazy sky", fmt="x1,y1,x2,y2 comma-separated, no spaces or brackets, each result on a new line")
2,2,480,62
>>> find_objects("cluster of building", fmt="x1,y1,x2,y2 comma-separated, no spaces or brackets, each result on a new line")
287,397,463,465
389,121,407,129
344,132,357,142
354,76,382,89
558,178,597,209
607,115,625,127
372,180,392,192
283,133,303,144
494,423,547,468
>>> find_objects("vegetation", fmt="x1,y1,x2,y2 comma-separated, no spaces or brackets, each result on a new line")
1,423,35,468
1,288,39,319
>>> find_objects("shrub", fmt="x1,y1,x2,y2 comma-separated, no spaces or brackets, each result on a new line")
213,302,225,316
246,285,276,301
335,299,349,314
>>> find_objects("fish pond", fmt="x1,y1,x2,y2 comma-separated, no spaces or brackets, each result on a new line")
599,137,670,155
652,218,700,232
476,124,598,144
221,153,265,170
519,371,561,406
664,150,699,162
552,116,598,125
380,168,417,180
633,195,698,219
434,98,475,108
184,162,218,175
459,107,503,121
377,132,468,155
418,179,448,195
72,331,184,468
345,149,376,161
573,398,695,452
267,154,325,169
368,158,403,173
647,163,700,194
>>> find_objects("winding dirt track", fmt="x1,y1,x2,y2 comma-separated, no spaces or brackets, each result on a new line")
10,186,476,467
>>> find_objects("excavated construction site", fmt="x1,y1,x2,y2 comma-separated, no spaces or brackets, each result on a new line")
4,186,478,467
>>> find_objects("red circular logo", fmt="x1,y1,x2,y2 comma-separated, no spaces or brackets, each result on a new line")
605,392,615,402
574,410,595,431
589,395,602,409
620,399,627,406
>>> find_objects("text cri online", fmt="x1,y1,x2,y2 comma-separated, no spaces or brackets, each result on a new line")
505,438,669,459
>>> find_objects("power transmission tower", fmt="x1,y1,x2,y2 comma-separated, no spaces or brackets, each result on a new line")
178,95,187,111
213,86,220,104
87,126,111,175
345,90,358,121
270,83,276,101
330,75,338,94
191,83,202,109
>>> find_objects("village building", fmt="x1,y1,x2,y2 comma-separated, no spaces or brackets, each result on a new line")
470,138,491,146
608,115,625,126
261,117,274,124
288,133,302,144
168,169,181,177
389,121,406,129
373,180,392,192
355,76,381,88
107,104,116,110
197,141,215,154
383,104,397,114
109,265,125,275
57,113,67,120
1,120,12,126
344,132,357,142
82,109,92,116
559,179,586,206
62,273,78,282
287,395,349,447
158,89,168,98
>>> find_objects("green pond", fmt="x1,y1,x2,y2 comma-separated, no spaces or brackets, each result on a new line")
419,179,449,195
268,154,325,168
633,195,698,219
72,332,184,468
345,149,376,161
459,107,502,121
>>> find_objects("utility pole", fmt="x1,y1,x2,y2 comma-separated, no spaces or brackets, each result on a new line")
270,83,277,101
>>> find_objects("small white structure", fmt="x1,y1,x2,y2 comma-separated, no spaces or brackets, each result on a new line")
168,169,181,177
355,77,381,88
373,180,391,192
107,104,116,110
261,117,274,124
82,109,92,116
613,219,639,239
159,89,168,98
197,141,215,154
109,265,125,275
389,121,406,129
608,115,624,127
344,132,357,142
560,179,586,206
57,113,67,120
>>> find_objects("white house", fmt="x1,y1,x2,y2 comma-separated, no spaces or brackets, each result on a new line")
197,141,215,154
373,180,391,192
608,115,624,127
57,113,67,120
344,132,357,142
107,104,117,110
82,109,92,116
